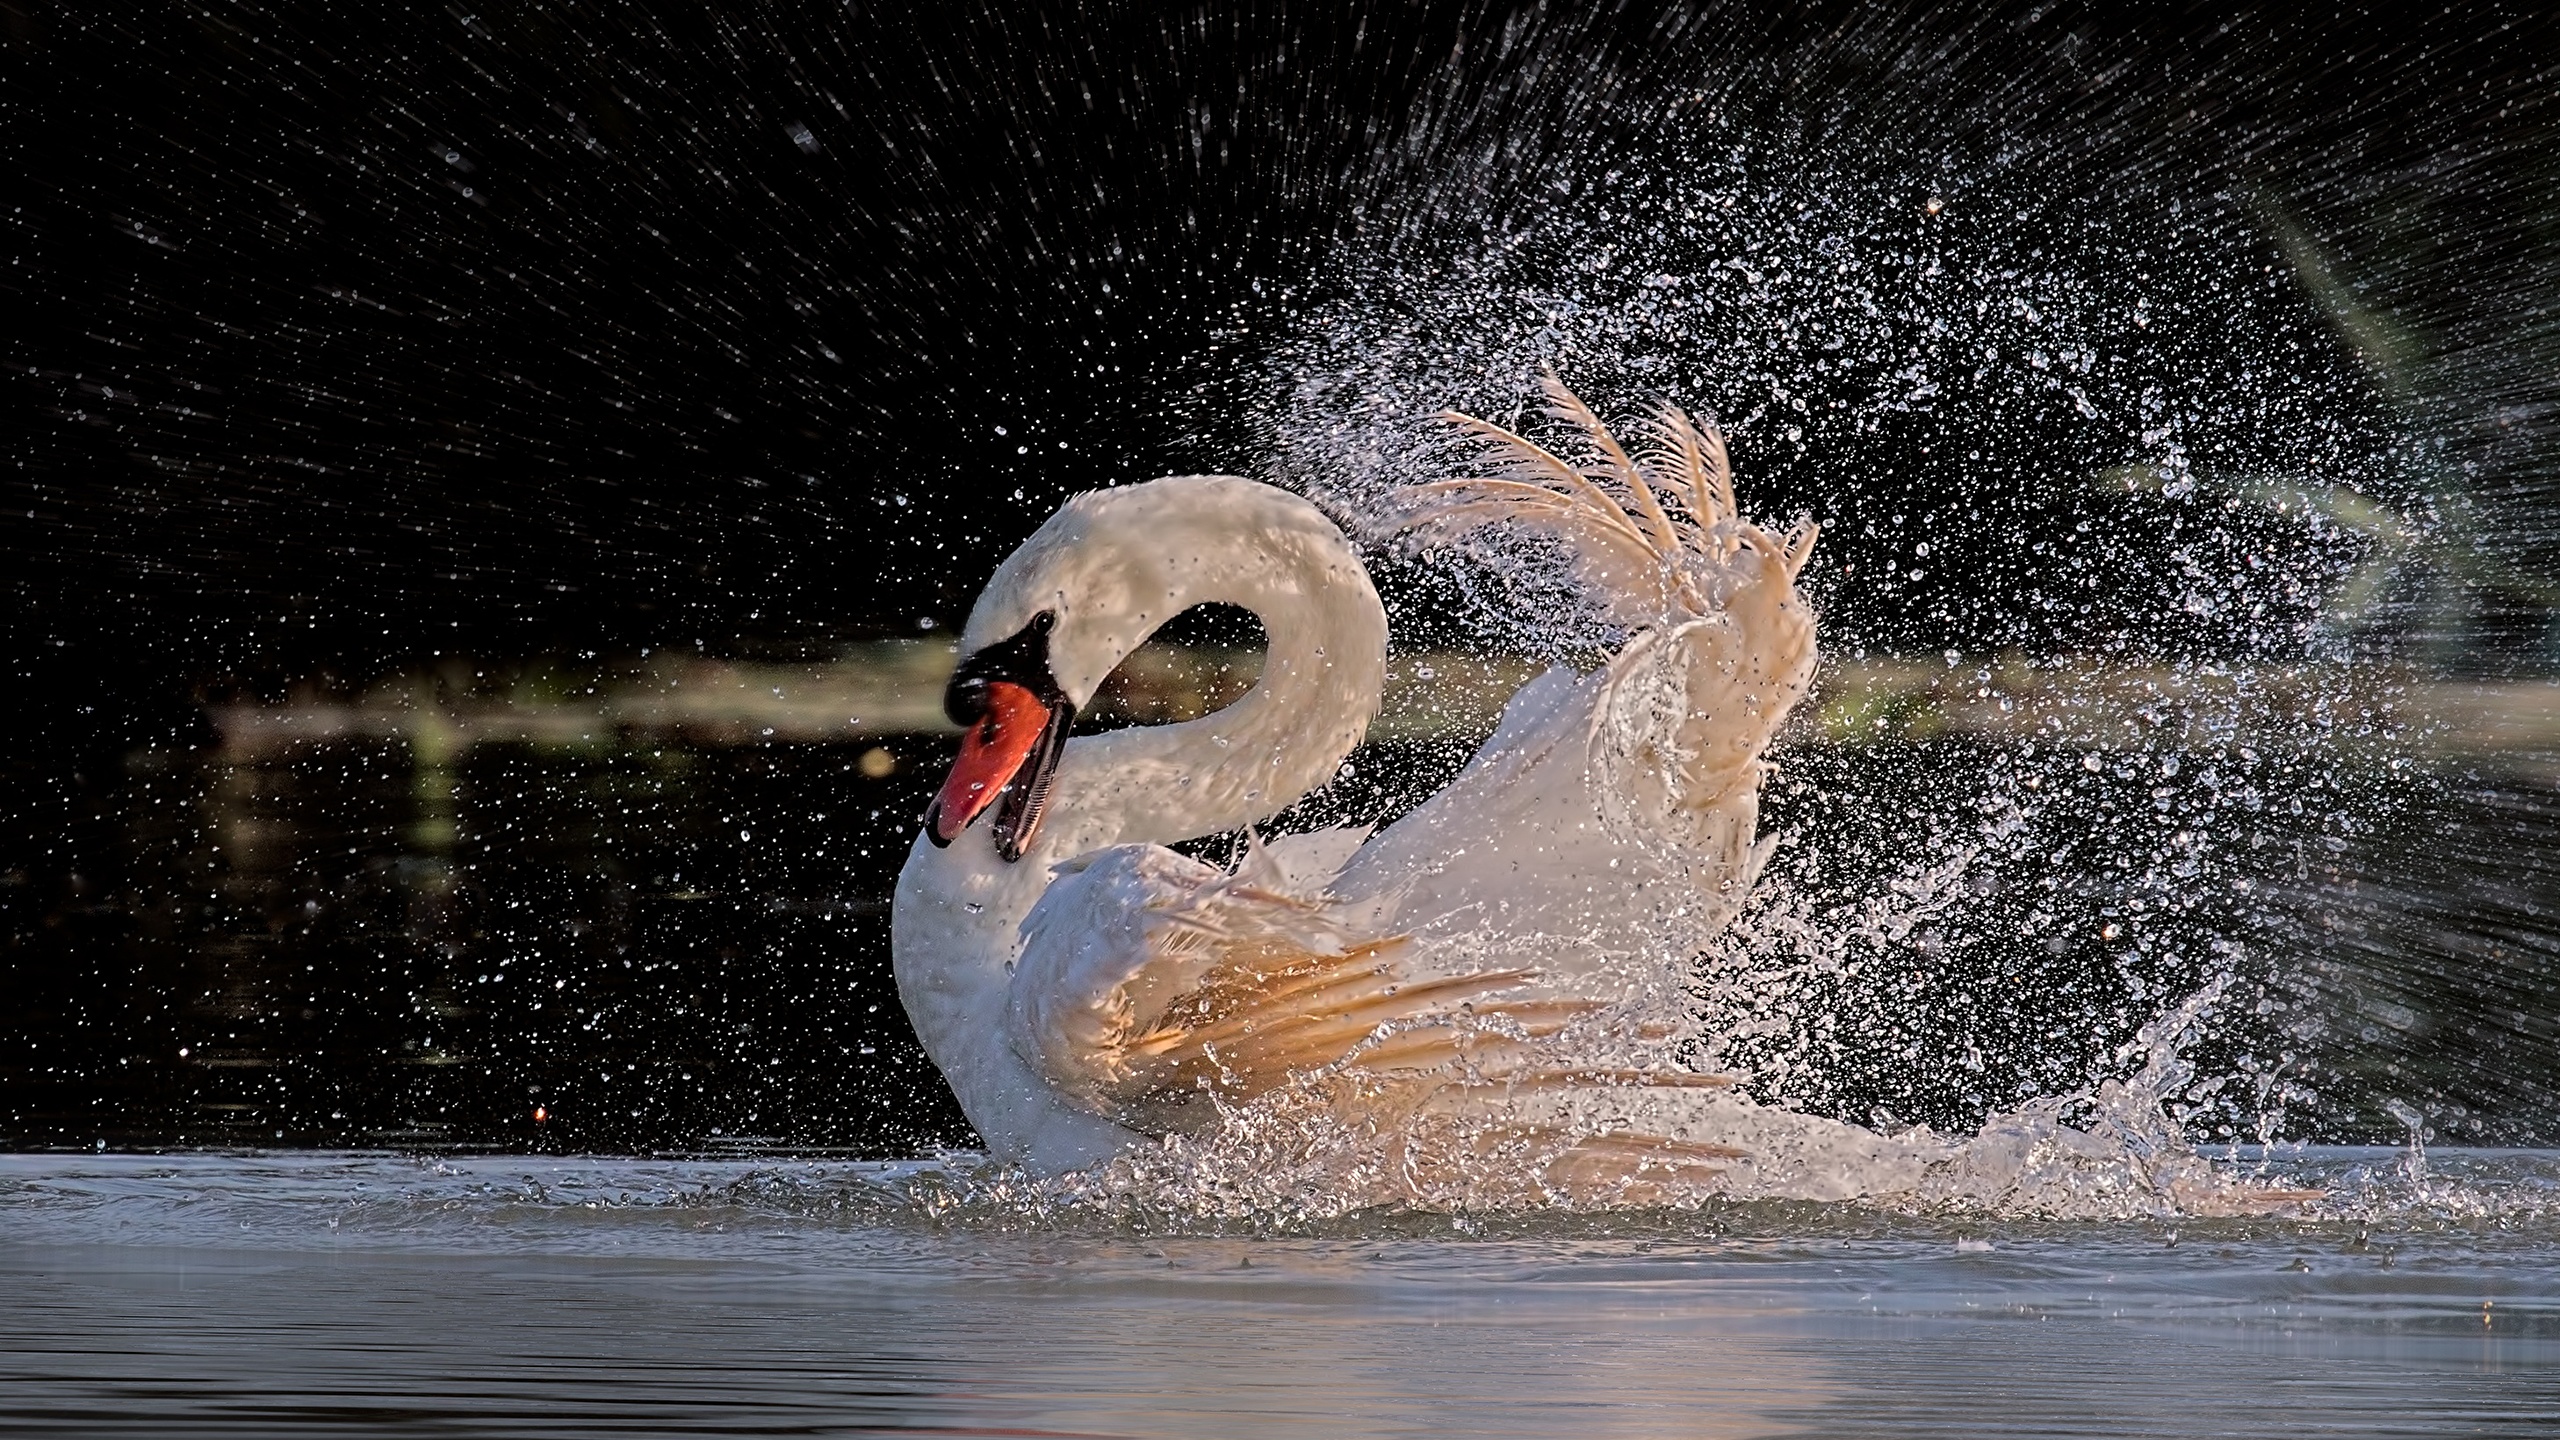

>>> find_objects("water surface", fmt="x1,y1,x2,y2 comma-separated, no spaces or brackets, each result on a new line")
5,1151,2555,1437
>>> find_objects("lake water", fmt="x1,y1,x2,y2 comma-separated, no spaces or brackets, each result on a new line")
6,1150,2557,1437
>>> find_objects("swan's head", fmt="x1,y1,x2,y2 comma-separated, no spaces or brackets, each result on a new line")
923,475,1365,860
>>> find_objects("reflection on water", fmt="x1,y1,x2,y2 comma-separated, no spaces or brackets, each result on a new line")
4,1153,2557,1437
6,736,971,1152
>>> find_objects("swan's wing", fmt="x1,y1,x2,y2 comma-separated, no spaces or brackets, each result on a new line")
1254,823,1374,894
1005,841,1551,1132
1592,546,1815,855
1399,376,1819,837
1332,662,1619,937
1396,372,1819,632
1343,379,1817,979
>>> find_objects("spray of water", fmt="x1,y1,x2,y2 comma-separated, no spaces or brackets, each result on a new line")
1037,40,2481,1220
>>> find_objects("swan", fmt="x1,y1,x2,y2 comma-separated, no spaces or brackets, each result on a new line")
893,377,1879,1201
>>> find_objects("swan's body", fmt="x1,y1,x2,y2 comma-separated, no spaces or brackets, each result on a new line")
889,378,2329,1215
892,379,1871,1200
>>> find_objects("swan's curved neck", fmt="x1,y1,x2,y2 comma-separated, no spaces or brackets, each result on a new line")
1040,540,1385,856
893,478,1386,1166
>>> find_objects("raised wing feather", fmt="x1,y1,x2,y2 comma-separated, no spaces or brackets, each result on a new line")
1399,370,1818,633
1352,376,1817,958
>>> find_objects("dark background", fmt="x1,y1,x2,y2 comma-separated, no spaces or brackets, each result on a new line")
5,2,2556,1152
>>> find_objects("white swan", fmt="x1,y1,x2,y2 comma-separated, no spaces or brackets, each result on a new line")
893,379,1865,1200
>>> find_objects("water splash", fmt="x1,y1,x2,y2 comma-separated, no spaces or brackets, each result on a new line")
1161,66,2471,1211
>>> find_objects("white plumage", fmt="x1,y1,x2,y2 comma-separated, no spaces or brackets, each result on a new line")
894,379,1834,1198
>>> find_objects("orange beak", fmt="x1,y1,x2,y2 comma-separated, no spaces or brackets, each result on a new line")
924,611,1073,861
927,680,1050,846
924,679,1074,859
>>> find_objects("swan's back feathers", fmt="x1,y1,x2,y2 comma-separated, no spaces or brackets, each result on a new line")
1008,840,1546,1132
1250,824,1375,896
1010,828,1746,1140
